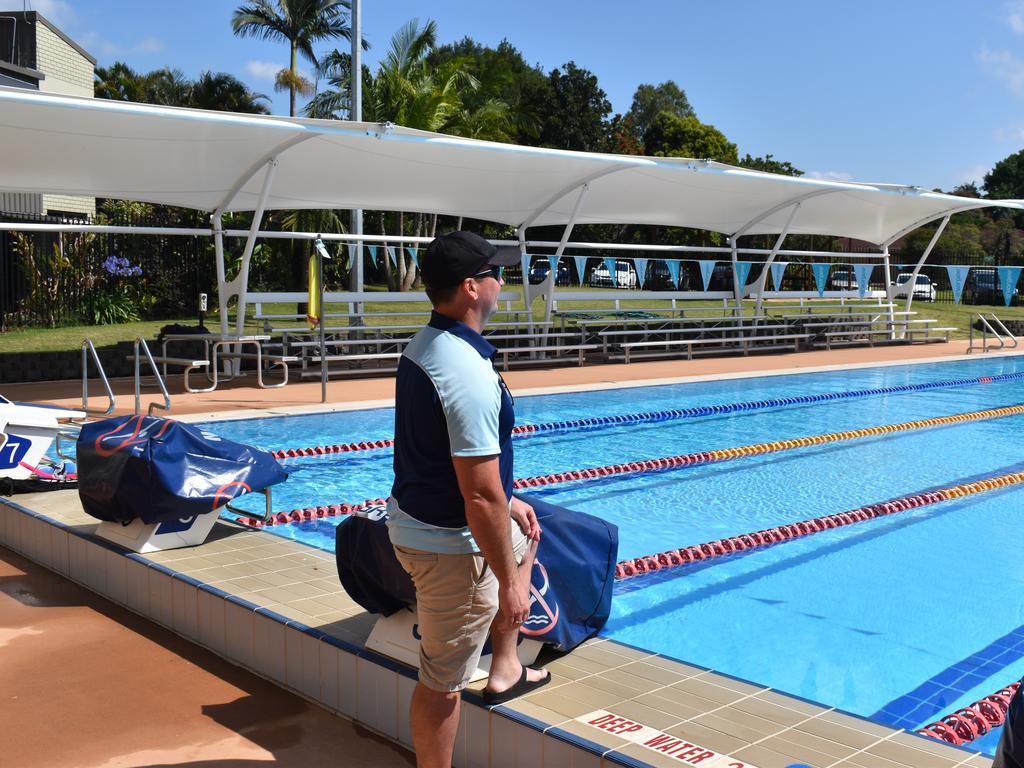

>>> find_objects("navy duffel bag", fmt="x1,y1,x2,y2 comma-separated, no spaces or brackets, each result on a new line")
77,415,287,524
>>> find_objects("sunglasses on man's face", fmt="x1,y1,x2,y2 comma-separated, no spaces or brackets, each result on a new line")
471,265,502,281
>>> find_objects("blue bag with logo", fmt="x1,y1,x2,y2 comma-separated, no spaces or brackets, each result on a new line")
517,493,618,651
77,415,287,524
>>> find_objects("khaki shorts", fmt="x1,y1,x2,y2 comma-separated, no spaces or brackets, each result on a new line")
393,520,528,692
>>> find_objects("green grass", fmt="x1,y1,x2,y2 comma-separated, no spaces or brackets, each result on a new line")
2,285,1022,353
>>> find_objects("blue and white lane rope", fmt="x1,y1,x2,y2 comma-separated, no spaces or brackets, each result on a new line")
273,371,1024,460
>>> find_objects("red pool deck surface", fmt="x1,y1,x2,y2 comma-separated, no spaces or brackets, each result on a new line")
1,340,984,417
0,544,415,768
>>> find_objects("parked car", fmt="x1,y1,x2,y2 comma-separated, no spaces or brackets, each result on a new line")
645,261,676,290
528,260,571,285
589,259,638,289
829,268,857,291
965,268,1018,305
892,272,936,302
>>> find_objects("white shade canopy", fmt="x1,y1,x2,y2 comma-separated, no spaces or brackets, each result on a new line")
1,86,1020,245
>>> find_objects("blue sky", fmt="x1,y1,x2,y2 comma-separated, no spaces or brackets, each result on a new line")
23,0,1024,191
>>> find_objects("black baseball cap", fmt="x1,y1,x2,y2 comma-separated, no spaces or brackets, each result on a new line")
420,231,521,289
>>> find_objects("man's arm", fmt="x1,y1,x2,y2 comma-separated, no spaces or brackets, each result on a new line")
452,454,529,629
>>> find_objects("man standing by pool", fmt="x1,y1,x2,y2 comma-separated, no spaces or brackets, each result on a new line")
387,230,550,768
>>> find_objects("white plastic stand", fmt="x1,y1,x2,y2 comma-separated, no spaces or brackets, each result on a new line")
94,510,220,553
365,605,542,683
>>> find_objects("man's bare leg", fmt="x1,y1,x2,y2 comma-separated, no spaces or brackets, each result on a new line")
409,684,460,768
485,538,547,693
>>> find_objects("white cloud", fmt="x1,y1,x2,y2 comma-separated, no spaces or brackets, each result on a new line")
806,170,854,182
77,30,164,59
979,45,1024,96
244,60,283,82
953,164,989,186
28,0,76,28
1009,1,1024,34
135,36,163,54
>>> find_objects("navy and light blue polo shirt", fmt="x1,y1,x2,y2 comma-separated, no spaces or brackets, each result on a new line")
386,311,515,554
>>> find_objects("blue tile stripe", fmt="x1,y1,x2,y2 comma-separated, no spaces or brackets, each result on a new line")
873,623,1024,730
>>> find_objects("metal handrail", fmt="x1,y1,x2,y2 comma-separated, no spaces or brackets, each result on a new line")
224,487,274,522
133,337,172,415
968,313,1019,354
81,339,116,416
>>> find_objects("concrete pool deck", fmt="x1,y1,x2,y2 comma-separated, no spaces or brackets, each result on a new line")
2,340,1018,767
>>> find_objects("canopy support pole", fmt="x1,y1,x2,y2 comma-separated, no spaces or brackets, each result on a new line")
212,213,229,337
895,215,949,338
729,238,741,315
881,246,896,338
752,202,801,317
212,158,279,373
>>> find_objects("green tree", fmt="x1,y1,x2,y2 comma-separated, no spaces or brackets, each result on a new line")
427,38,547,144
190,71,270,113
738,153,803,176
94,62,149,101
538,61,611,152
984,150,1024,199
625,81,694,144
643,112,738,164
95,63,268,113
231,0,362,117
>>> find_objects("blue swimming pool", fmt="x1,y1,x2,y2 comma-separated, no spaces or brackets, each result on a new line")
203,355,1024,755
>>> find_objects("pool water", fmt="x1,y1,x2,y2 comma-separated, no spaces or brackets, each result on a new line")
201,355,1024,755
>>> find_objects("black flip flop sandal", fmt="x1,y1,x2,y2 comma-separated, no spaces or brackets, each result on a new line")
482,665,551,706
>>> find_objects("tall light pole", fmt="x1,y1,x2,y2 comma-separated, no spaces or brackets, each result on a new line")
350,0,363,295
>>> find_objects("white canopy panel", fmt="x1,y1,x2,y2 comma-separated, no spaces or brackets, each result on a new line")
0,87,1020,245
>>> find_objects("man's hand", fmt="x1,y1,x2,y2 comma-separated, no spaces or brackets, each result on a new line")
510,496,541,541
498,575,530,630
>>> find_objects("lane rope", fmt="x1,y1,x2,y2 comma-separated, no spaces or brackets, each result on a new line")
514,403,1024,491
612,467,1024,580
240,403,1024,528
270,371,1024,460
917,681,1020,746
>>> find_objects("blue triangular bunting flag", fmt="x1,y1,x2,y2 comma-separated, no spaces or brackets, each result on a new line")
812,263,831,297
406,247,418,266
547,256,559,280
634,258,648,288
770,261,788,291
367,245,378,267
999,266,1022,306
573,256,587,286
946,265,970,304
698,260,715,291
666,259,681,287
386,246,397,266
734,261,752,289
853,264,874,298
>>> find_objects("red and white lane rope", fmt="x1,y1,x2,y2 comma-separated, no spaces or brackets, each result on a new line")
240,404,1024,529
917,681,1020,746
612,467,1024,580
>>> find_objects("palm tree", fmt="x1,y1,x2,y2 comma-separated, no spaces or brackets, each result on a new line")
190,71,270,113
94,62,148,101
230,0,364,117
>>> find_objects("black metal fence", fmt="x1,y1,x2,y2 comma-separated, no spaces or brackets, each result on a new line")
6,218,1024,331
1,211,215,330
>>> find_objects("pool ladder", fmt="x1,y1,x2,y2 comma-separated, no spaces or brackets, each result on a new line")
968,313,1018,354
81,337,172,417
